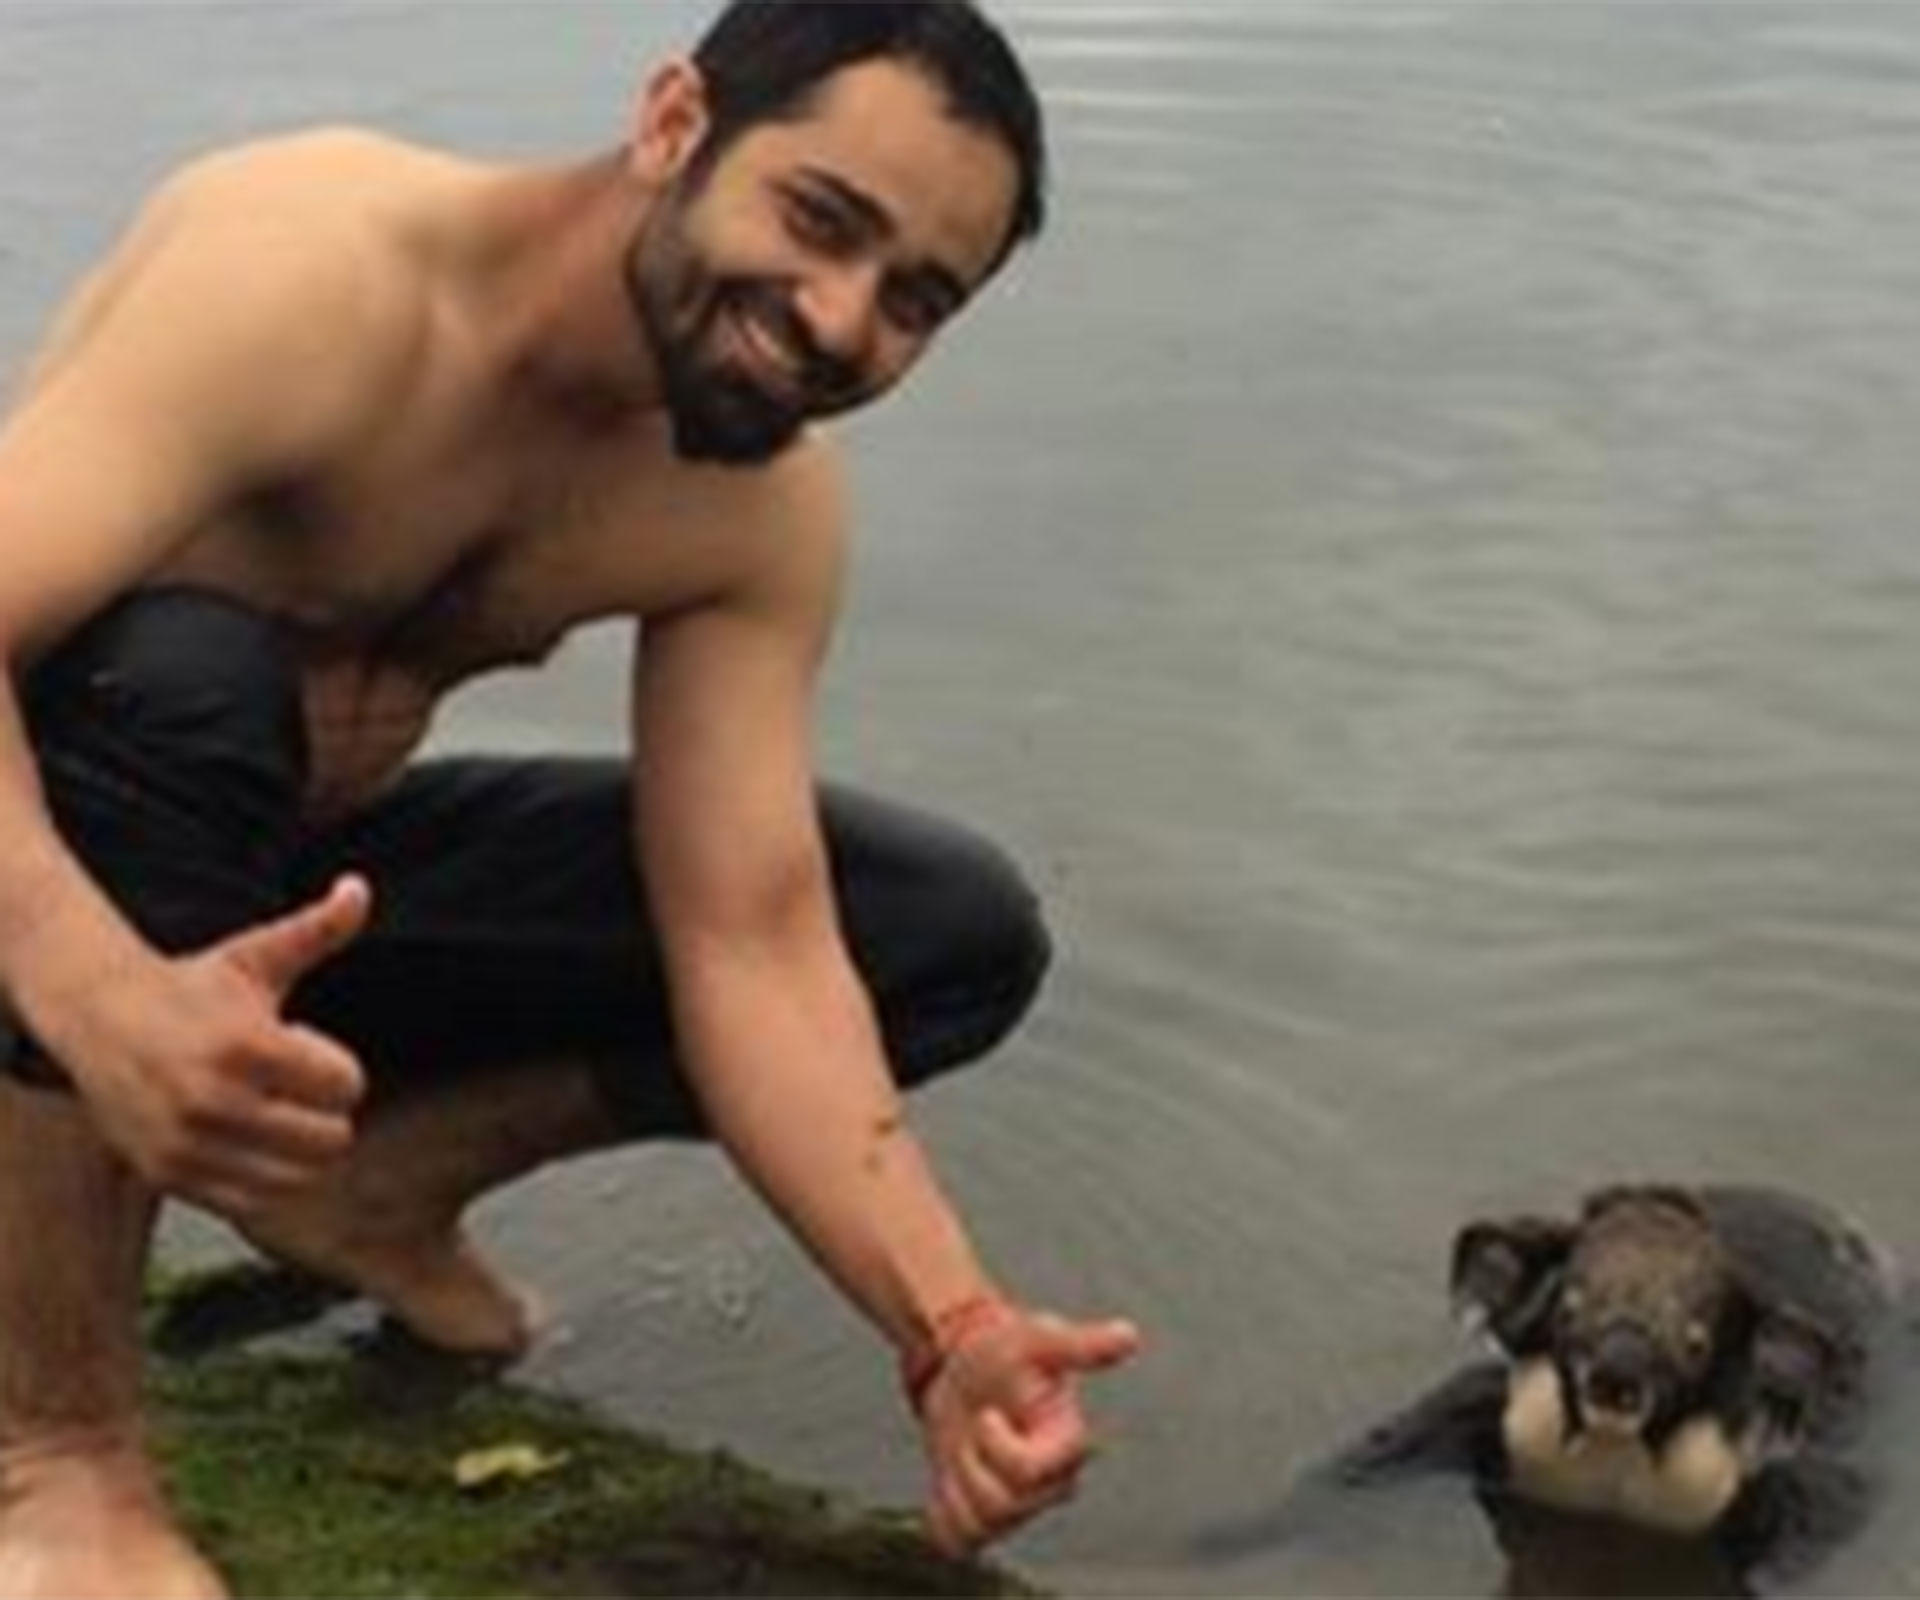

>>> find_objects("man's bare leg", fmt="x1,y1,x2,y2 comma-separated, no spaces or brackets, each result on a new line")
0,1078,226,1600
237,1060,621,1359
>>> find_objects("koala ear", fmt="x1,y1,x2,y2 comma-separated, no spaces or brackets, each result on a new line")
1450,1215,1575,1356
1738,1303,1845,1463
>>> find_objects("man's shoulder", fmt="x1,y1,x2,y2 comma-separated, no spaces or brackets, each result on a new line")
125,127,472,292
153,126,457,213
108,131,453,376
626,424,846,536
7,130,456,466
738,429,851,531
590,430,853,626
676,430,851,565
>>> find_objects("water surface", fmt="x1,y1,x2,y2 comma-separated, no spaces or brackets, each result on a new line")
4,3,1920,1593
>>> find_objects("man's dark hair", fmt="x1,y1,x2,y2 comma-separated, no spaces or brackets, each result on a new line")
692,0,1047,264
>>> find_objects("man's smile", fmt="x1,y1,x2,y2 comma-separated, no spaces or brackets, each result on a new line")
723,298,810,404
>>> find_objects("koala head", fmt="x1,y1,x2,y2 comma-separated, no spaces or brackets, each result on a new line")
1453,1185,1838,1454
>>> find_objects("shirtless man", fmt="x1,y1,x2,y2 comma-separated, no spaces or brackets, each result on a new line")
0,4,1141,1594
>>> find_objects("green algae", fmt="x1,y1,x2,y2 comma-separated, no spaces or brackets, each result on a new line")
145,1263,1040,1598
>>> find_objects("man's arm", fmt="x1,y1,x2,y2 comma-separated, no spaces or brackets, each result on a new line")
630,441,1138,1553
0,213,401,1209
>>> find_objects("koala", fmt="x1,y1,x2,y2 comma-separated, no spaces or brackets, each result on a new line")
1449,1185,1865,1537
1198,1185,1903,1593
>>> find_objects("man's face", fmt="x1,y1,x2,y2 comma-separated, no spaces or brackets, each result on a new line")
626,59,1020,465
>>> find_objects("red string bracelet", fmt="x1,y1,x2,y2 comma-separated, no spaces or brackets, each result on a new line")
899,1293,1014,1415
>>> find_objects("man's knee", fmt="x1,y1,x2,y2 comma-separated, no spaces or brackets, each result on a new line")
821,789,1053,1087
896,836,1052,1088
921,822,1053,1022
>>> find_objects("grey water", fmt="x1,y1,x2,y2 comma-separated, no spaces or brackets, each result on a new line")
4,1,1920,1594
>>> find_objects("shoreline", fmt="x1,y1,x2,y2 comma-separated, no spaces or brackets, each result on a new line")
149,1262,1040,1599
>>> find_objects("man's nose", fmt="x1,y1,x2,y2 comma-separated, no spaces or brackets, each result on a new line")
796,265,879,366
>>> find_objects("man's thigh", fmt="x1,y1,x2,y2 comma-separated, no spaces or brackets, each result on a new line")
291,756,1053,1135
289,756,684,1127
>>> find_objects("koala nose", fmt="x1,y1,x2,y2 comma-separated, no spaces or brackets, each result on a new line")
1585,1323,1661,1415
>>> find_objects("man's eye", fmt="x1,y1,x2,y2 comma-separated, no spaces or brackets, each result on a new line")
787,193,854,251
881,280,952,338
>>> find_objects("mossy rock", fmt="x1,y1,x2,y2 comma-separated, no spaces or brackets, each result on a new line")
147,1264,1041,1598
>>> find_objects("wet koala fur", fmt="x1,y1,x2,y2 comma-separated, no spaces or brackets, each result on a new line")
1189,1184,1894,1587
1451,1185,1849,1533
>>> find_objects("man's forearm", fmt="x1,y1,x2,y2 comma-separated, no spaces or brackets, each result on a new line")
668,938,998,1360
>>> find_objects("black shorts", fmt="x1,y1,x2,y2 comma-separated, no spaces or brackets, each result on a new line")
4,588,1051,1135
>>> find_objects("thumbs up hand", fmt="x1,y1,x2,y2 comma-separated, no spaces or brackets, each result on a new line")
221,874,372,1002
53,876,372,1217
912,1297,1142,1556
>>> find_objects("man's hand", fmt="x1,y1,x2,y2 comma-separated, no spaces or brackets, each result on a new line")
55,876,372,1216
911,1297,1142,1557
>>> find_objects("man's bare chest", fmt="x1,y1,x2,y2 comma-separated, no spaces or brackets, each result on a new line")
158,415,764,815
166,406,661,687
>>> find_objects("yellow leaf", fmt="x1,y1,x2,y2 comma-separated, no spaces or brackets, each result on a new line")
452,1443,572,1491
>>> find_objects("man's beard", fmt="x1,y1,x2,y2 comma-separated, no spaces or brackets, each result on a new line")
624,203,863,466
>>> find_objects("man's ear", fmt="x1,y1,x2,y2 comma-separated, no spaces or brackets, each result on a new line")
629,57,713,186
1450,1215,1576,1357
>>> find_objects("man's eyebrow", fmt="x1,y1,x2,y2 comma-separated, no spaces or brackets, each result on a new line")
797,166,975,309
798,166,893,238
